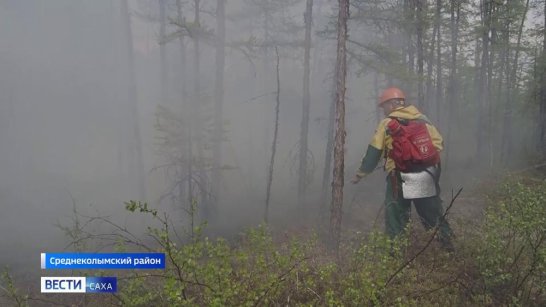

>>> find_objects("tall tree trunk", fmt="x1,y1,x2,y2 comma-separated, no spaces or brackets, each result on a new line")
425,10,437,118
159,0,167,105
487,4,497,168
298,0,313,208
330,0,349,251
321,80,335,220
176,0,192,210
502,0,530,164
193,0,209,219
476,0,491,162
263,0,271,182
121,0,147,201
115,0,127,183
211,0,226,219
265,47,281,223
435,0,442,125
496,4,511,166
416,0,425,110
445,0,460,171
541,0,546,157
405,0,415,95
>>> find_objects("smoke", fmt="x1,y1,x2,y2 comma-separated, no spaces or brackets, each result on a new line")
0,1,541,281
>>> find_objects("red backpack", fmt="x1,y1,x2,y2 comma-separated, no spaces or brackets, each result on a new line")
386,117,440,172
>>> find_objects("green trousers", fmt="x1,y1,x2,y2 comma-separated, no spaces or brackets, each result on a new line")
384,172,453,247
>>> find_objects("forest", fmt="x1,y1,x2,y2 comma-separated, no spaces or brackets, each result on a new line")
0,0,545,305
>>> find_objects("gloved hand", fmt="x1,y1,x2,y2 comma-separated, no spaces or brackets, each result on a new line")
350,170,367,184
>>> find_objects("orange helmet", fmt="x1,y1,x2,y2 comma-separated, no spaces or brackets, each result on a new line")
379,87,405,106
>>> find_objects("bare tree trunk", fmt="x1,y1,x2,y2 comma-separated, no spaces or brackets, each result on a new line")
330,0,349,251
502,0,530,164
159,0,167,105
405,0,415,95
487,5,496,168
425,13,437,118
193,0,209,220
262,0,271,184
416,0,425,111
496,5,511,166
298,0,313,209
211,0,226,219
321,80,335,219
265,47,281,224
476,0,491,162
121,0,146,201
311,0,325,77
115,0,127,183
435,0,442,125
176,0,192,209
541,0,546,157
445,0,460,171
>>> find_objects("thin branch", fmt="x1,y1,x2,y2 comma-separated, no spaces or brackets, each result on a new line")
384,188,463,288
264,46,281,223
253,256,310,307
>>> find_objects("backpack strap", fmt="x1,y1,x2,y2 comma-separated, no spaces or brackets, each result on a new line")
417,114,432,124
388,116,412,126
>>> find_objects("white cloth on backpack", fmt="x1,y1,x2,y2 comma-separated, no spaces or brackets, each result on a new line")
400,166,438,199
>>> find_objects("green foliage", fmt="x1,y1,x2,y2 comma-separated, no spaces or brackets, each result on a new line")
8,177,542,306
116,207,433,306
92,181,546,306
125,200,158,217
0,268,28,307
475,178,546,305
337,230,407,306
117,274,159,306
119,219,329,306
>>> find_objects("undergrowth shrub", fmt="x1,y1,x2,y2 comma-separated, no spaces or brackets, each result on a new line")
110,178,546,306
4,177,545,306
119,201,334,306
115,212,437,306
474,178,546,305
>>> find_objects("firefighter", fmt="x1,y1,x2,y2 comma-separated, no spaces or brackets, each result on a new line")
351,87,454,251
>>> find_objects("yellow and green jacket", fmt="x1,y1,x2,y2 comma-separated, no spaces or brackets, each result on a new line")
356,105,443,176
